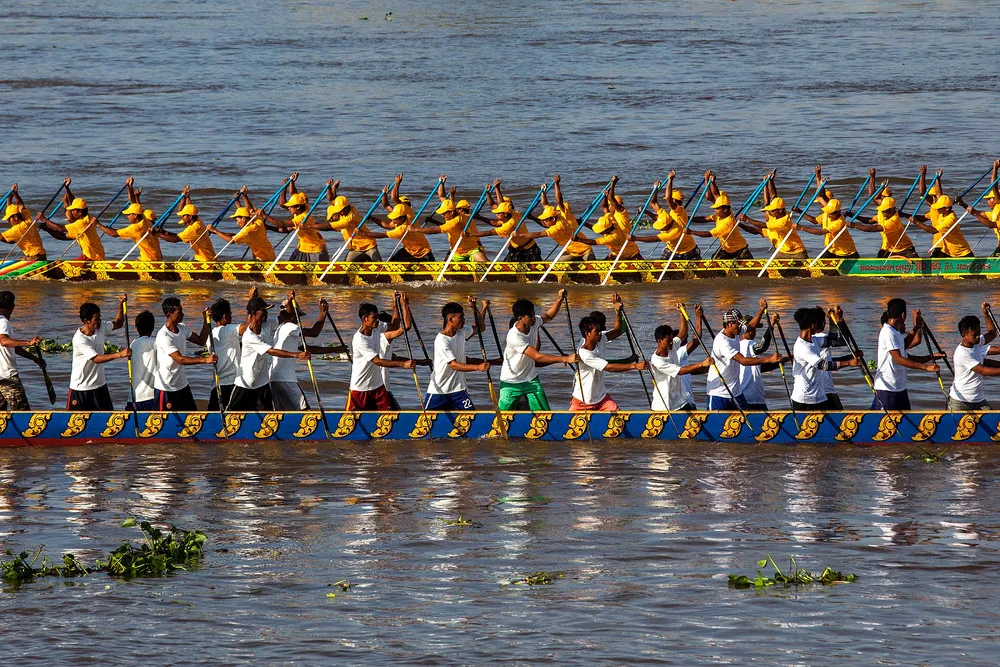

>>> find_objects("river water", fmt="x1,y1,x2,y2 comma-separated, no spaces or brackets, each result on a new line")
3,0,1000,663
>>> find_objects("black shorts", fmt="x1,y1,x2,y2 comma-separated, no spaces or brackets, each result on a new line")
67,385,113,411
504,244,542,262
660,246,702,261
227,385,273,411
713,246,753,260
389,247,436,263
877,246,919,258
208,384,234,411
155,386,196,411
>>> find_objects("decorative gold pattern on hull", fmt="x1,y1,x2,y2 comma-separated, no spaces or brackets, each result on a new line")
680,414,706,439
21,413,51,438
720,413,745,439
835,413,865,441
60,413,89,437
794,413,824,440
755,413,786,442
295,413,322,439
525,413,553,439
253,413,282,439
951,413,981,441
563,413,591,440
912,414,942,442
643,414,668,438
218,412,245,438
409,413,436,438
372,413,399,438
603,413,629,438
177,413,206,438
100,412,128,438
139,413,166,438
447,413,474,438
872,413,904,441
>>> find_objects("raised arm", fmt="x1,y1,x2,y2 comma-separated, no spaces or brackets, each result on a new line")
540,289,567,324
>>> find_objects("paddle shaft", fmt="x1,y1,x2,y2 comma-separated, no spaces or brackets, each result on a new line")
766,309,798,427
829,311,885,412
679,305,752,429
435,185,491,282
601,178,667,285
480,182,552,282
203,311,227,437
618,305,678,433
265,184,331,278
658,178,711,279
758,177,827,276
474,303,508,439
121,299,140,436
290,296,332,439
373,178,443,278
882,172,940,264
394,294,430,424
538,178,614,283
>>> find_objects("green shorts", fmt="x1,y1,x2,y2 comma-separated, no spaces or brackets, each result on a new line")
498,378,550,411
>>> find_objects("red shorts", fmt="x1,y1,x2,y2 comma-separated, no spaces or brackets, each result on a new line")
569,394,618,411
346,386,393,411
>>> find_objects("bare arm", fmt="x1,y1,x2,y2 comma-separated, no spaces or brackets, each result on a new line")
540,289,567,324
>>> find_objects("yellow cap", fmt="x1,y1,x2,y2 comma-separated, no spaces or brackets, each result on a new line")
762,197,785,212
398,195,411,203
613,195,624,206
877,196,896,212
824,188,834,199
387,203,408,220
176,203,199,217
653,215,669,231
286,192,308,208
456,199,471,210
2,204,23,221
711,194,730,209
122,203,143,216
592,216,614,235
435,199,455,215
670,189,683,201
231,206,251,218
143,209,156,222
66,198,87,211
988,189,1000,201
328,195,349,217
882,187,892,197
538,205,557,221
821,199,841,214
492,201,513,215
931,194,953,210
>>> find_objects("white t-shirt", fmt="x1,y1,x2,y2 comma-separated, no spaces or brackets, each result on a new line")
707,331,742,398
501,321,541,383
792,336,829,404
874,323,908,392
738,338,765,405
429,326,474,395
573,345,610,404
379,329,394,391
813,332,837,397
950,336,988,403
676,343,695,405
70,321,114,391
351,324,386,391
154,323,192,392
130,336,157,402
213,323,241,385
0,316,18,380
650,339,691,410
235,328,274,390
270,321,301,383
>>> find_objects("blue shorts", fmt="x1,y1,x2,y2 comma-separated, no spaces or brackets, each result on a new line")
706,394,748,411
424,391,475,411
872,389,910,411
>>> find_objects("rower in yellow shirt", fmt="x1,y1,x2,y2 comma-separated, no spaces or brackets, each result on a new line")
364,174,434,262
153,187,216,262
470,179,543,262
852,194,918,258
423,180,488,262
958,159,1000,256
577,188,642,259
793,198,860,260
908,170,973,258
96,202,162,262
687,172,753,259
258,174,330,262
534,175,593,261
206,188,276,262
324,180,381,262
738,194,808,260
1,184,47,260
37,178,106,260
631,171,701,260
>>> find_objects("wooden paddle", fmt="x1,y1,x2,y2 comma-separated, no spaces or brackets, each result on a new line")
203,309,227,439
473,297,507,439
290,293,332,440
120,297,140,436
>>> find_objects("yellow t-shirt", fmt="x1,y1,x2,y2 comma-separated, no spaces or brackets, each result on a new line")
816,212,858,256
655,208,696,254
117,219,163,262
495,212,535,249
613,209,631,231
440,214,481,255
64,215,106,260
387,223,431,259
763,214,806,255
596,225,640,259
543,203,590,257
875,212,914,252
177,220,216,262
708,214,748,253
293,212,330,254
2,209,46,258
930,211,972,257
989,204,1000,244
232,219,276,262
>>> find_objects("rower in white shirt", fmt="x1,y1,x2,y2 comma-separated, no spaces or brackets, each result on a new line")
425,296,493,411
270,292,343,410
571,296,646,411
735,299,780,411
0,290,43,411
949,303,1000,411
68,296,130,411
649,309,712,412
791,306,861,411
208,299,240,412
153,297,217,412
872,298,942,410
348,295,416,410
128,310,157,410
706,308,783,410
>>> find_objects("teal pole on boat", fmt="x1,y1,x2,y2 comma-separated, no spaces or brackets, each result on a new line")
701,174,772,260
239,181,290,260
931,173,1000,254
319,184,392,281
809,180,886,268
537,178,614,283
790,172,816,213
265,183,331,278
601,178,666,285
846,174,871,214
659,178,712,279
435,185,491,282
758,177,828,277
479,181,553,282
896,172,920,216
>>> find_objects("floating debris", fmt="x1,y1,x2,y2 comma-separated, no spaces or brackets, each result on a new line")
436,516,481,527
905,447,950,463
728,555,856,589
501,571,565,587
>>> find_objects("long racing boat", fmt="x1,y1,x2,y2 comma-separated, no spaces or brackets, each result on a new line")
2,257,1000,285
1,409,996,446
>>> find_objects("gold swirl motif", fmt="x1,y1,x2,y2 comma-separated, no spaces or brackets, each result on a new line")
294,413,322,439
872,412,904,441
100,412,128,437
0,413,7,435
525,413,553,439
563,413,591,440
21,412,52,438
912,413,942,442
720,413,745,439
794,413,824,440
603,412,629,438
371,413,399,438
642,413,667,438
487,413,513,438
754,413,786,442
139,413,166,438
447,413,474,438
253,413,282,439
951,413,981,441
679,413,707,439
409,413,436,438
60,412,89,437
216,412,245,438
835,413,865,441
176,413,206,438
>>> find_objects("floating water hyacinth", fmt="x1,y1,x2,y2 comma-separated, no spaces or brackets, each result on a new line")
728,555,856,589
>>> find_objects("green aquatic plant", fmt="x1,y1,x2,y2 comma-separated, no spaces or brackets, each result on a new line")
35,339,120,355
905,447,950,463
501,571,566,587
728,555,856,589
436,516,480,527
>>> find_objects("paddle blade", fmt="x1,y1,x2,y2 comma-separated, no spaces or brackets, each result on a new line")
42,368,57,405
